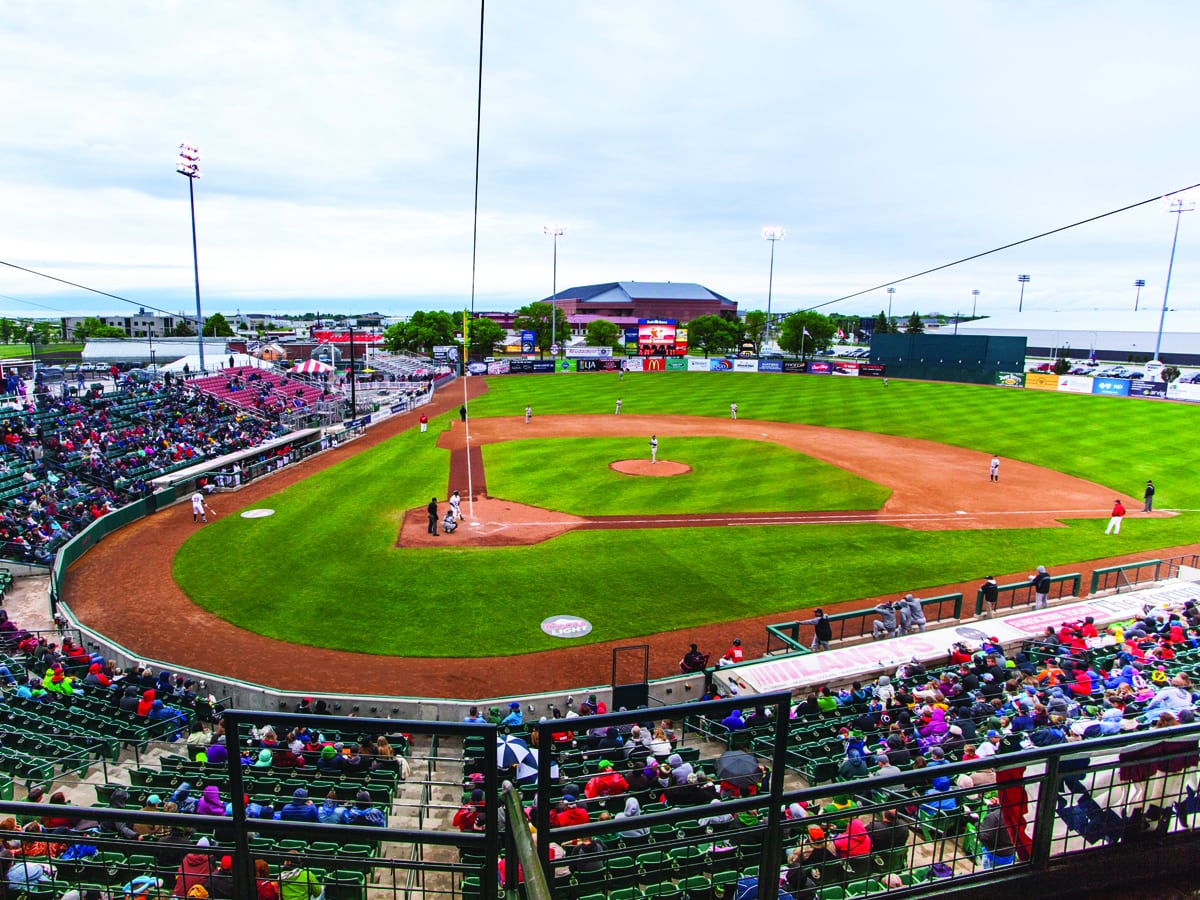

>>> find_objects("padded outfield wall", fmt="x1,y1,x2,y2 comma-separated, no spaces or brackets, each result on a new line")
869,333,1027,385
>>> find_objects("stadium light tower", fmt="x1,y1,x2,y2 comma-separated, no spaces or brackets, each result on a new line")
886,287,895,320
761,226,785,349
1154,196,1195,361
1134,279,1146,312
176,143,205,372
543,224,565,369
1017,274,1031,312
971,289,980,317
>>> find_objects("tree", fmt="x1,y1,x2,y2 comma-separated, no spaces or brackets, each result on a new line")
778,312,836,359
71,317,125,340
202,312,236,337
905,312,924,334
685,315,739,358
381,310,457,356
466,317,505,360
513,302,570,359
1052,357,1071,376
873,311,890,335
1162,365,1181,384
0,319,13,344
741,310,768,353
584,319,621,349
169,321,196,337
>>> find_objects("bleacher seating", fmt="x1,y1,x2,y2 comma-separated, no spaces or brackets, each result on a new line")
190,366,331,418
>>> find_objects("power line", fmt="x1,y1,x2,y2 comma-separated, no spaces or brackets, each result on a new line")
804,182,1200,312
0,258,183,319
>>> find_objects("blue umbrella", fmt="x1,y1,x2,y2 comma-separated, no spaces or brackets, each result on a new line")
497,735,538,782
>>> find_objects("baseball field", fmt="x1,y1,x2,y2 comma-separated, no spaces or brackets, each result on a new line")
165,372,1198,663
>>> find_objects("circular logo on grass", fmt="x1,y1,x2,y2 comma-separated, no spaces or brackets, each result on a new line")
541,615,593,639
241,509,275,519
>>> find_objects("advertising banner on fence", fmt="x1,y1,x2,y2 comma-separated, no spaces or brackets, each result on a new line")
758,358,784,372
624,328,638,355
1024,372,1058,391
859,364,886,378
675,328,689,356
733,359,758,372
642,357,666,372
520,330,536,355
1055,375,1092,394
995,372,1025,387
806,361,833,375
623,358,645,373
1092,377,1131,397
666,358,687,371
831,361,859,376
432,345,459,362
575,358,622,372
709,358,734,371
487,359,511,375
782,360,806,373
566,346,613,358
1129,379,1167,398
688,357,710,371
1167,382,1200,402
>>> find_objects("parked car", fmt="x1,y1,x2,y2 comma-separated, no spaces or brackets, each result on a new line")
36,365,65,381
1031,362,1054,372
1067,366,1092,376
1125,371,1144,380
1182,372,1200,384
1095,366,1128,378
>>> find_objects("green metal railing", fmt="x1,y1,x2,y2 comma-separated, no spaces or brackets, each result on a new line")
975,572,1081,616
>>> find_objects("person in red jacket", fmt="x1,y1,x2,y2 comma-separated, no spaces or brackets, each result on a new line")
832,817,872,858
549,795,590,827
1105,499,1126,535
583,760,628,800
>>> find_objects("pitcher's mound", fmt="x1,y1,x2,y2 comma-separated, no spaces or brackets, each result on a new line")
610,459,691,477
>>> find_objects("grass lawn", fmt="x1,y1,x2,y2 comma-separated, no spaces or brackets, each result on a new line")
173,372,1200,657
482,436,891,515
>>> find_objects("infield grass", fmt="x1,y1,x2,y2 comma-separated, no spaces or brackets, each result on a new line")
174,372,1200,658
482,437,890,515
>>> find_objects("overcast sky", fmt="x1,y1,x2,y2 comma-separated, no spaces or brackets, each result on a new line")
1,2,1197,322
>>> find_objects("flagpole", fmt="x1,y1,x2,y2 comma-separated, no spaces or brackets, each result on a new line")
462,310,474,520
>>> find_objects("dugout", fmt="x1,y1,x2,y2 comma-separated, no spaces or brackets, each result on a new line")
870,333,1026,384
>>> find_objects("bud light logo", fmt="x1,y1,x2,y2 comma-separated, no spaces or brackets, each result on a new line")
541,616,593,639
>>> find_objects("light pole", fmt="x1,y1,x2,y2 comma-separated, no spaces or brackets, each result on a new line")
886,287,895,322
1017,274,1031,312
971,289,980,317
1154,197,1195,361
1134,279,1146,312
761,226,785,349
543,224,565,369
176,143,205,373
25,325,35,382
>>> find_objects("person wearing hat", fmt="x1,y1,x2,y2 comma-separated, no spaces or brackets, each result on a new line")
345,789,386,827
719,638,744,667
277,788,318,823
871,602,899,640
500,702,523,727
786,824,836,894
206,855,235,899
549,793,589,827
1029,565,1051,609
976,730,1002,760
799,608,833,652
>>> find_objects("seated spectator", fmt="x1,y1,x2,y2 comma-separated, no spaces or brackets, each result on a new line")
278,851,323,899
316,745,344,775
172,837,215,897
919,776,958,815
832,817,871,859
196,785,226,817
864,808,910,854
584,760,628,801
721,709,746,731
837,748,870,781
345,790,386,827
278,788,318,823
454,790,487,832
549,794,589,828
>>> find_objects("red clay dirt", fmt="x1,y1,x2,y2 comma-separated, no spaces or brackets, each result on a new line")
64,378,1191,700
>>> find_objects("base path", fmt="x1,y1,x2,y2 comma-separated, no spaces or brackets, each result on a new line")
64,390,1185,699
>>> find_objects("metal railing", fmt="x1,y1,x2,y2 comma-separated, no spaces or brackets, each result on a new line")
767,594,963,654
975,572,1082,616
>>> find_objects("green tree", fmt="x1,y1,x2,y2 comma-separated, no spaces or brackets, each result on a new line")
466,317,505,360
73,317,127,340
381,310,457,356
202,312,236,337
584,319,621,349
685,315,739,358
741,310,768,352
905,312,924,334
513,302,570,359
1162,365,1181,383
169,320,196,337
873,311,890,335
778,311,835,359
0,319,13,344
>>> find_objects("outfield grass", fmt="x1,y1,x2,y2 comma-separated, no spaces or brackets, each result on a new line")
482,436,890,515
174,372,1200,657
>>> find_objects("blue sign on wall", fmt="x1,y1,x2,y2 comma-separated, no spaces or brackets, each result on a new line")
1092,378,1131,397
1130,379,1167,398
708,358,733,371
758,358,784,372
